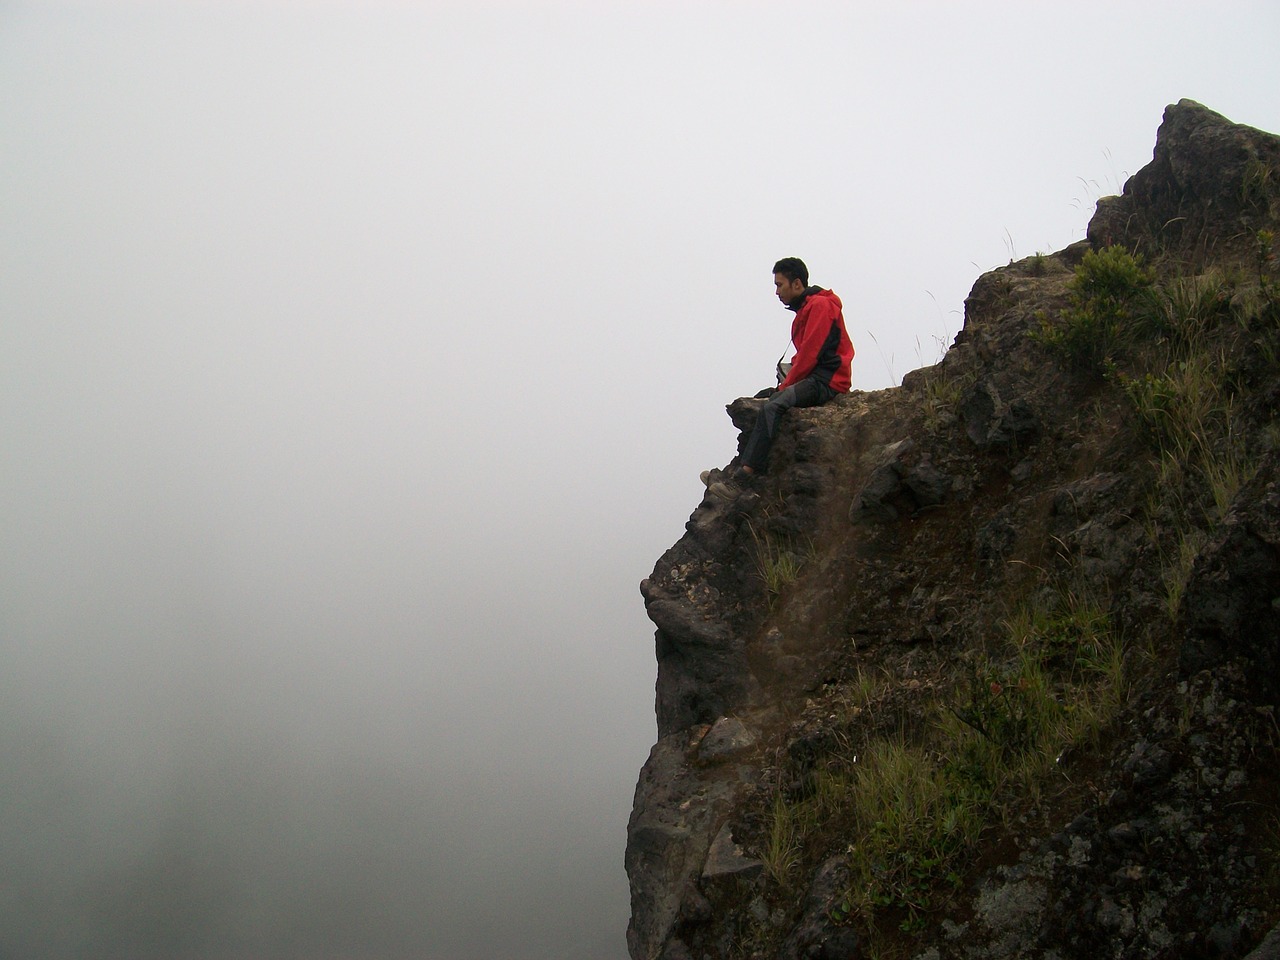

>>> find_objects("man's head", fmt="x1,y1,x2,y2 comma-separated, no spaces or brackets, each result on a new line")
773,257,809,307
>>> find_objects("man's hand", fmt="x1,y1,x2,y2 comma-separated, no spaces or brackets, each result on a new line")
754,387,777,399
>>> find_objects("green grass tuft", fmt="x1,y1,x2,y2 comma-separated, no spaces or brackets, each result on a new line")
758,581,1128,935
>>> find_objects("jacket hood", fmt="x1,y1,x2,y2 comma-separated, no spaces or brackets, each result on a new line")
787,285,841,313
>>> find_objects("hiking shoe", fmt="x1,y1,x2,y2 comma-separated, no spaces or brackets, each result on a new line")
707,468,757,501
707,479,738,500
700,469,713,486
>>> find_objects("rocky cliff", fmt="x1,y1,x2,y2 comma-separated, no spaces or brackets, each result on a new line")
627,101,1280,960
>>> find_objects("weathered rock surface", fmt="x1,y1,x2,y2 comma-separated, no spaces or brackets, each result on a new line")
627,101,1280,960
1090,99,1280,264
1179,451,1280,697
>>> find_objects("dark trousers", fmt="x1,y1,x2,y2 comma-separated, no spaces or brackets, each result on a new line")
741,378,837,474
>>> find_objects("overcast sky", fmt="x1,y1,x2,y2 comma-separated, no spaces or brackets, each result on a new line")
3,2,1279,958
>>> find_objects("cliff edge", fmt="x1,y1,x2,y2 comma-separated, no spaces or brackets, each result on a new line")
628,100,1280,960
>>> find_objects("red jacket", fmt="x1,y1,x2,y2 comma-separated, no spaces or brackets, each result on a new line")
779,287,854,393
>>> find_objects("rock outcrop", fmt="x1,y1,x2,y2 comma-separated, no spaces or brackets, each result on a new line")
628,101,1280,960
1090,99,1280,265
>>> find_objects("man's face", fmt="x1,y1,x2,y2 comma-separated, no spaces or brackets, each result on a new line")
774,272,805,307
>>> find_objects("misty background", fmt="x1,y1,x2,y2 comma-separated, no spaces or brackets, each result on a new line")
3,2,1278,958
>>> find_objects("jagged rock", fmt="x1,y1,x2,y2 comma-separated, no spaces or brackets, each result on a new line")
960,379,1039,451
1062,514,1145,584
1244,922,1280,960
849,439,916,523
779,856,856,960
1122,740,1173,790
1179,451,1280,697
696,716,757,763
901,454,950,507
679,883,713,925
1090,99,1280,264
641,575,758,738
727,395,767,435
851,462,904,523
626,735,749,960
701,821,763,881
1051,473,1124,520
975,509,1018,563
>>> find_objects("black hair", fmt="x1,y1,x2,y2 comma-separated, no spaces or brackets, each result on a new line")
772,257,809,287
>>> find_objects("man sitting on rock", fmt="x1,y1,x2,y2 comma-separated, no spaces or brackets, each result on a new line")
707,257,854,499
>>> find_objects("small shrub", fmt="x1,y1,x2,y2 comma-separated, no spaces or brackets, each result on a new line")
920,367,975,432
747,521,811,602
1241,159,1276,208
845,737,983,929
1140,271,1235,350
761,794,802,886
1119,353,1254,518
1073,245,1155,313
950,662,1041,756
1159,528,1208,621
1037,245,1155,371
